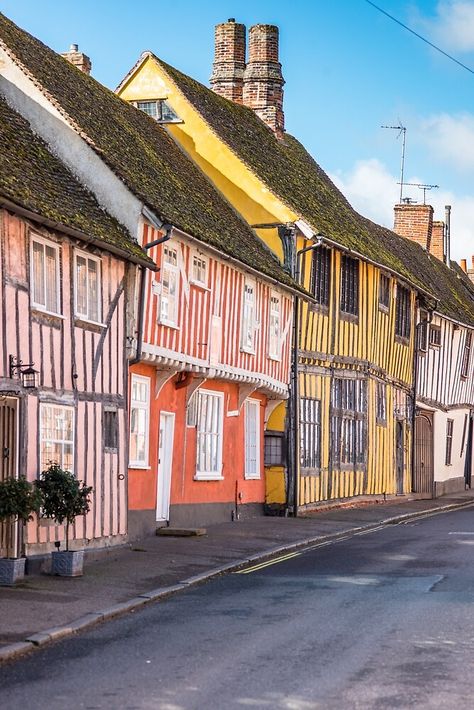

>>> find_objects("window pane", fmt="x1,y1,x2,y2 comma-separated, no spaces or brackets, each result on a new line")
88,259,99,322
76,255,88,316
32,241,45,306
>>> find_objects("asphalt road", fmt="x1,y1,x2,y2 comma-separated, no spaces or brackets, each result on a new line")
3,507,474,709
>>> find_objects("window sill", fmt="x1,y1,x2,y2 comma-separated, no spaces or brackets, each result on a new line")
395,335,410,346
378,304,389,314
268,354,282,362
240,346,256,355
309,303,329,315
340,312,359,324
158,319,180,331
190,281,210,292
74,318,106,333
194,474,224,481
129,464,151,470
31,307,64,320
244,474,261,481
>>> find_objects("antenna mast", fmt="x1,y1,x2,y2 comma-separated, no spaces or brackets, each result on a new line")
382,123,407,202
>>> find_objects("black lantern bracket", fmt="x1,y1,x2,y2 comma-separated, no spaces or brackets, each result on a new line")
9,355,39,389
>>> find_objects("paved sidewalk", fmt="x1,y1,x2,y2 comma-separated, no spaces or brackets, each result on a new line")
1,491,474,663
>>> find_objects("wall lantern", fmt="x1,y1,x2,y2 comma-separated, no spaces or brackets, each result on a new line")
9,355,39,389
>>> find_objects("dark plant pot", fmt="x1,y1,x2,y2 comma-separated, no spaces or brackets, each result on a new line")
51,550,84,577
0,557,26,586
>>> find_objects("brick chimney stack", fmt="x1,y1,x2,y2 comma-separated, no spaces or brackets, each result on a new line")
466,256,474,284
393,203,434,251
61,44,92,75
243,24,285,138
430,220,445,262
210,19,246,104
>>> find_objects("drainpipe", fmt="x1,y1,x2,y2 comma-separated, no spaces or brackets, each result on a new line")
291,237,323,517
130,224,173,365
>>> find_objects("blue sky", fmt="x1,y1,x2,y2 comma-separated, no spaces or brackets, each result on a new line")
2,0,473,260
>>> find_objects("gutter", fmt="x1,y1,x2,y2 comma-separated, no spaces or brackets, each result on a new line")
130,223,174,365
0,195,157,271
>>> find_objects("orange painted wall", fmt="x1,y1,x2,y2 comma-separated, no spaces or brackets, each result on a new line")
128,363,267,513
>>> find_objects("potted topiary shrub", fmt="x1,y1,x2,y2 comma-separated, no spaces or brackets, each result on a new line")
0,475,41,585
36,463,93,577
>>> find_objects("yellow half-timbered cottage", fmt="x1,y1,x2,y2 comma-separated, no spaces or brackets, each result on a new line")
117,20,474,511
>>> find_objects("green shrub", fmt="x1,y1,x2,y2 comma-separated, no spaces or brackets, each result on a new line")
0,475,41,524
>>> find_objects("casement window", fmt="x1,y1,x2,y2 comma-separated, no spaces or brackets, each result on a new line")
103,409,118,451
429,325,441,347
129,375,150,467
461,331,472,378
379,274,390,310
376,382,387,426
331,379,367,469
135,99,180,123
241,280,256,352
31,236,60,314
195,390,224,480
445,419,454,465
244,399,261,479
268,293,281,360
264,431,286,467
160,245,179,325
395,285,411,340
311,247,331,307
40,404,74,473
418,312,428,353
300,397,321,472
191,254,207,287
340,255,359,316
75,251,101,323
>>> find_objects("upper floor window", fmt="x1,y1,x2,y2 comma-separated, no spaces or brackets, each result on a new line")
429,325,441,347
129,375,150,467
75,251,101,323
241,280,256,352
461,331,472,378
31,236,60,314
135,99,180,123
311,247,331,307
192,254,207,287
376,382,387,426
445,418,454,465
379,274,390,310
340,255,359,317
268,293,281,360
395,285,411,340
418,311,428,353
160,245,179,325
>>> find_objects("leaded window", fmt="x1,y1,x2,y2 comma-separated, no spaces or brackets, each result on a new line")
300,398,321,472
311,247,331,307
331,379,367,469
395,285,411,339
340,255,359,316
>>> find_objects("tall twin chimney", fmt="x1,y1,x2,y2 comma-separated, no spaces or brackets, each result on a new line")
210,19,285,138
393,202,453,266
61,43,92,74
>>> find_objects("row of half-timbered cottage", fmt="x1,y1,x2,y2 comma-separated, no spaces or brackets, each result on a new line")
0,12,300,555
117,18,474,513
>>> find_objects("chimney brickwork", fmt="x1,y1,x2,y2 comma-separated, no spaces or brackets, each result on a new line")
61,44,91,74
393,203,433,251
430,220,445,262
465,256,474,284
210,19,246,104
243,24,285,137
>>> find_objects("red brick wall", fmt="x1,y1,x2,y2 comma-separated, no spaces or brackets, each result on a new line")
393,204,433,250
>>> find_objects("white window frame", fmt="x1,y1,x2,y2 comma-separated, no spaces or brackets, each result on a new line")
40,403,74,473
191,252,208,288
195,389,224,481
129,374,150,468
244,399,261,480
74,249,102,323
268,292,281,361
159,244,179,326
30,234,61,315
241,279,256,354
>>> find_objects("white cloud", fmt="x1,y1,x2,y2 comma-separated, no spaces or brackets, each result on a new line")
331,159,474,261
417,112,474,172
417,1,474,53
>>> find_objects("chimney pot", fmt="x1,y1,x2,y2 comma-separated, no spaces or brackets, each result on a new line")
61,44,92,74
70,43,78,51
461,259,467,272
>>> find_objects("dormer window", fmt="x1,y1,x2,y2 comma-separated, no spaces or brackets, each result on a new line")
135,99,181,123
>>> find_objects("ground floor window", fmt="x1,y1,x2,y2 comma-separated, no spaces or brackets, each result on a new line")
300,397,321,472
331,378,367,469
195,390,224,480
245,399,261,479
445,419,454,465
129,375,150,467
40,404,74,472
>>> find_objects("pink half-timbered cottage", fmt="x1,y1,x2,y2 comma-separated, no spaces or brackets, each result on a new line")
0,14,300,538
0,97,154,559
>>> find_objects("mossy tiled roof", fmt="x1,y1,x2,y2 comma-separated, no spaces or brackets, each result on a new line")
0,96,153,265
154,57,474,326
0,13,299,292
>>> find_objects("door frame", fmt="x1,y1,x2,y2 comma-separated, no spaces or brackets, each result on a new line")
413,410,434,495
156,411,175,523
0,396,20,557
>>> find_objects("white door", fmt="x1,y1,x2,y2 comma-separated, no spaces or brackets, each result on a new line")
156,412,175,522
